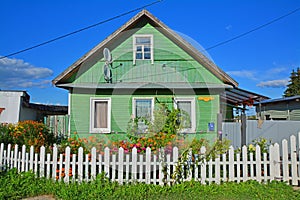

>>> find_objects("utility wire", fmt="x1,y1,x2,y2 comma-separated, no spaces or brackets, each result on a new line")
1,4,299,60
204,7,300,52
0,0,162,60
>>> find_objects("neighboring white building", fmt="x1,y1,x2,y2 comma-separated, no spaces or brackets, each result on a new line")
0,90,67,124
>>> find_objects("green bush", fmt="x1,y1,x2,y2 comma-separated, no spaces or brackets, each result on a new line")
0,169,299,200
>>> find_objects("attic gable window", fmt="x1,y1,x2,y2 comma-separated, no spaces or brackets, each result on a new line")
133,35,153,64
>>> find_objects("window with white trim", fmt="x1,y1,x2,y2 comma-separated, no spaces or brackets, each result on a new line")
133,35,153,64
174,97,196,133
132,97,154,121
90,98,111,133
132,97,154,134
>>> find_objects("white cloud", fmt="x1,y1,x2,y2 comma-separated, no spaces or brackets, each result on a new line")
267,67,287,74
225,25,232,31
226,70,257,80
0,57,53,88
256,79,288,88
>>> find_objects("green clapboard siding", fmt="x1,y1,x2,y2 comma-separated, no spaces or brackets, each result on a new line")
72,23,222,86
70,90,220,141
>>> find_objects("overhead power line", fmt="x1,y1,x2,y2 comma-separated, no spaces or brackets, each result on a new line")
0,0,162,60
0,4,299,60
204,7,300,52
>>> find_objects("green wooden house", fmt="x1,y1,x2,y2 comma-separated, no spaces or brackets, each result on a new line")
53,10,265,142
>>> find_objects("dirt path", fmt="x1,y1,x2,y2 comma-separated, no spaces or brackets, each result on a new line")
22,195,56,200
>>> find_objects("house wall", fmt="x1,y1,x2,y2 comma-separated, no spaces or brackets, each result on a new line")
0,91,22,123
70,88,219,142
258,100,300,121
67,21,225,142
19,106,38,122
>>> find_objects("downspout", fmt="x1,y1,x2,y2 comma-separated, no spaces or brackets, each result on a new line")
241,104,247,146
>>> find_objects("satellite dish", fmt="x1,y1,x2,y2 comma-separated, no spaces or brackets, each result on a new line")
103,48,112,63
103,63,112,83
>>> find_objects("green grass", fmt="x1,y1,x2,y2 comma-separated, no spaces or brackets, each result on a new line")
1,169,299,200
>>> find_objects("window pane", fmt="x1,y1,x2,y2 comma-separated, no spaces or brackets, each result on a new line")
136,37,150,44
136,53,142,59
144,53,151,59
136,46,142,52
135,99,152,120
177,101,191,128
94,101,108,128
144,46,150,52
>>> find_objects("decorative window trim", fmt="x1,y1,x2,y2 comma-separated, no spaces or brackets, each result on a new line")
132,97,155,120
90,97,111,133
133,34,154,65
174,97,196,133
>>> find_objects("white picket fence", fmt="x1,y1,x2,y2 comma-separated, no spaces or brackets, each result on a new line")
1,132,300,185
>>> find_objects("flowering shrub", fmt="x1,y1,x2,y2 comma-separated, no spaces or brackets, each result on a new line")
0,121,55,152
112,132,178,153
59,132,88,154
0,123,14,145
248,137,272,154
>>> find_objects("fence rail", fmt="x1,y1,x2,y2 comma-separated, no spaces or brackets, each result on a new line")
1,132,300,185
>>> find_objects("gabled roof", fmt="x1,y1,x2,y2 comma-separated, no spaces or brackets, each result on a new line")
253,95,300,105
52,10,238,87
222,87,269,106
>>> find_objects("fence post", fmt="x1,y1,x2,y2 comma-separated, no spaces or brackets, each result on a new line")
46,154,51,179
91,147,97,181
200,146,206,184
104,147,110,179
0,143,4,169
52,145,58,181
229,146,234,181
21,145,26,172
282,139,289,183
39,146,45,178
159,148,165,185
290,135,298,185
118,147,124,184
29,146,34,171
269,145,274,181
71,154,76,182
64,146,70,183
78,147,83,183
255,145,262,182
132,147,137,182
172,147,179,184
14,144,18,169
273,143,280,180
85,154,89,182
6,144,11,169
242,145,248,182
145,147,151,184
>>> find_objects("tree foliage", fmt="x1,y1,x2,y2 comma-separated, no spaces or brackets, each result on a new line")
284,67,300,97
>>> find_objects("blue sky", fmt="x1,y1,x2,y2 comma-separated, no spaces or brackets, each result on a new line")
1,0,299,105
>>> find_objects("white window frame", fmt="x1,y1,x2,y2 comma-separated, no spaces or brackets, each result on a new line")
174,97,196,133
132,97,155,121
133,34,154,65
90,97,111,133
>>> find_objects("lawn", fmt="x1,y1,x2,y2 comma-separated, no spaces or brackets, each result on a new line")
1,169,299,200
